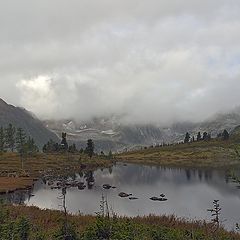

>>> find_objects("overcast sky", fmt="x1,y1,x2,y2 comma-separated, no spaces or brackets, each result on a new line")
0,0,240,125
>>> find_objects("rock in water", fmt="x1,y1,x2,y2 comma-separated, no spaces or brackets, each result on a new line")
119,192,132,198
129,197,138,200
102,184,112,189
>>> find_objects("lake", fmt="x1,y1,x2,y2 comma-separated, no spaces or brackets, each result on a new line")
4,163,240,231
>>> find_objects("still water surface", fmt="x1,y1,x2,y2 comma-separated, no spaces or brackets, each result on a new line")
6,163,240,230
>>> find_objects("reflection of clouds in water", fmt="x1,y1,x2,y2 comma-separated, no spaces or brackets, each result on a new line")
26,188,63,210
97,164,240,198
21,163,240,230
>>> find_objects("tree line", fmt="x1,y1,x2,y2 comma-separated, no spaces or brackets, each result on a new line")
42,134,95,158
0,123,38,154
184,129,230,143
42,135,113,160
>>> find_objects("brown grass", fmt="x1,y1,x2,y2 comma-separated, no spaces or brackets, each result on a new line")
0,177,34,194
116,139,240,168
6,205,240,239
0,152,113,192
7,205,95,233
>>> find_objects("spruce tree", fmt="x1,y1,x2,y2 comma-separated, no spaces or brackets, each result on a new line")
222,129,229,140
202,132,208,141
184,132,190,143
69,143,77,153
42,144,47,152
16,128,26,154
26,137,38,154
0,126,5,153
44,139,56,152
16,128,27,169
5,123,15,152
85,139,94,158
197,132,202,141
207,133,211,141
79,148,84,154
108,150,113,159
72,143,77,152
61,132,68,151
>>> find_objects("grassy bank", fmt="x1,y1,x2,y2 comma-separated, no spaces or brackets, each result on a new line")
1,204,239,240
116,139,240,168
0,177,35,194
0,152,113,193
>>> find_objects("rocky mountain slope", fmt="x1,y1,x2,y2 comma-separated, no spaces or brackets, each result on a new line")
45,118,168,152
0,98,58,148
45,108,240,153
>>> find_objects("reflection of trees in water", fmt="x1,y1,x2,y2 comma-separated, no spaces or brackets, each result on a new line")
185,169,213,182
42,178,47,185
84,171,95,189
185,170,191,181
198,170,202,181
109,165,167,185
103,164,238,197
225,174,229,184
109,164,219,185
1,190,30,205
108,167,113,174
204,170,212,181
228,169,240,188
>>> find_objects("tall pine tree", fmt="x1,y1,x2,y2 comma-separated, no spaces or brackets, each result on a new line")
222,129,229,140
0,127,5,153
16,128,27,169
85,139,94,158
184,132,190,143
26,137,38,154
5,124,15,152
16,128,26,154
202,132,208,141
197,132,202,141
61,132,68,151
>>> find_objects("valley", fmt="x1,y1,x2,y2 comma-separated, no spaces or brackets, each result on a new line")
1,97,240,239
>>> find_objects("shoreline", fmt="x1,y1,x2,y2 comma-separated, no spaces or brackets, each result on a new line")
1,140,240,194
0,152,113,194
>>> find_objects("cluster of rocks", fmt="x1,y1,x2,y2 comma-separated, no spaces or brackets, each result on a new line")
46,178,168,202
150,194,167,201
48,179,87,190
102,183,168,202
102,184,138,200
118,192,139,200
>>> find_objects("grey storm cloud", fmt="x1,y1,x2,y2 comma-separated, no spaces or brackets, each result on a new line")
0,0,240,125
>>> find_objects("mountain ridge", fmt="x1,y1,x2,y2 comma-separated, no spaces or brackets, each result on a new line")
0,98,59,148
44,109,240,152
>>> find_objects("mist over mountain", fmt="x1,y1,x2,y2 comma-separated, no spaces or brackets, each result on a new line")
45,107,240,152
0,95,239,153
